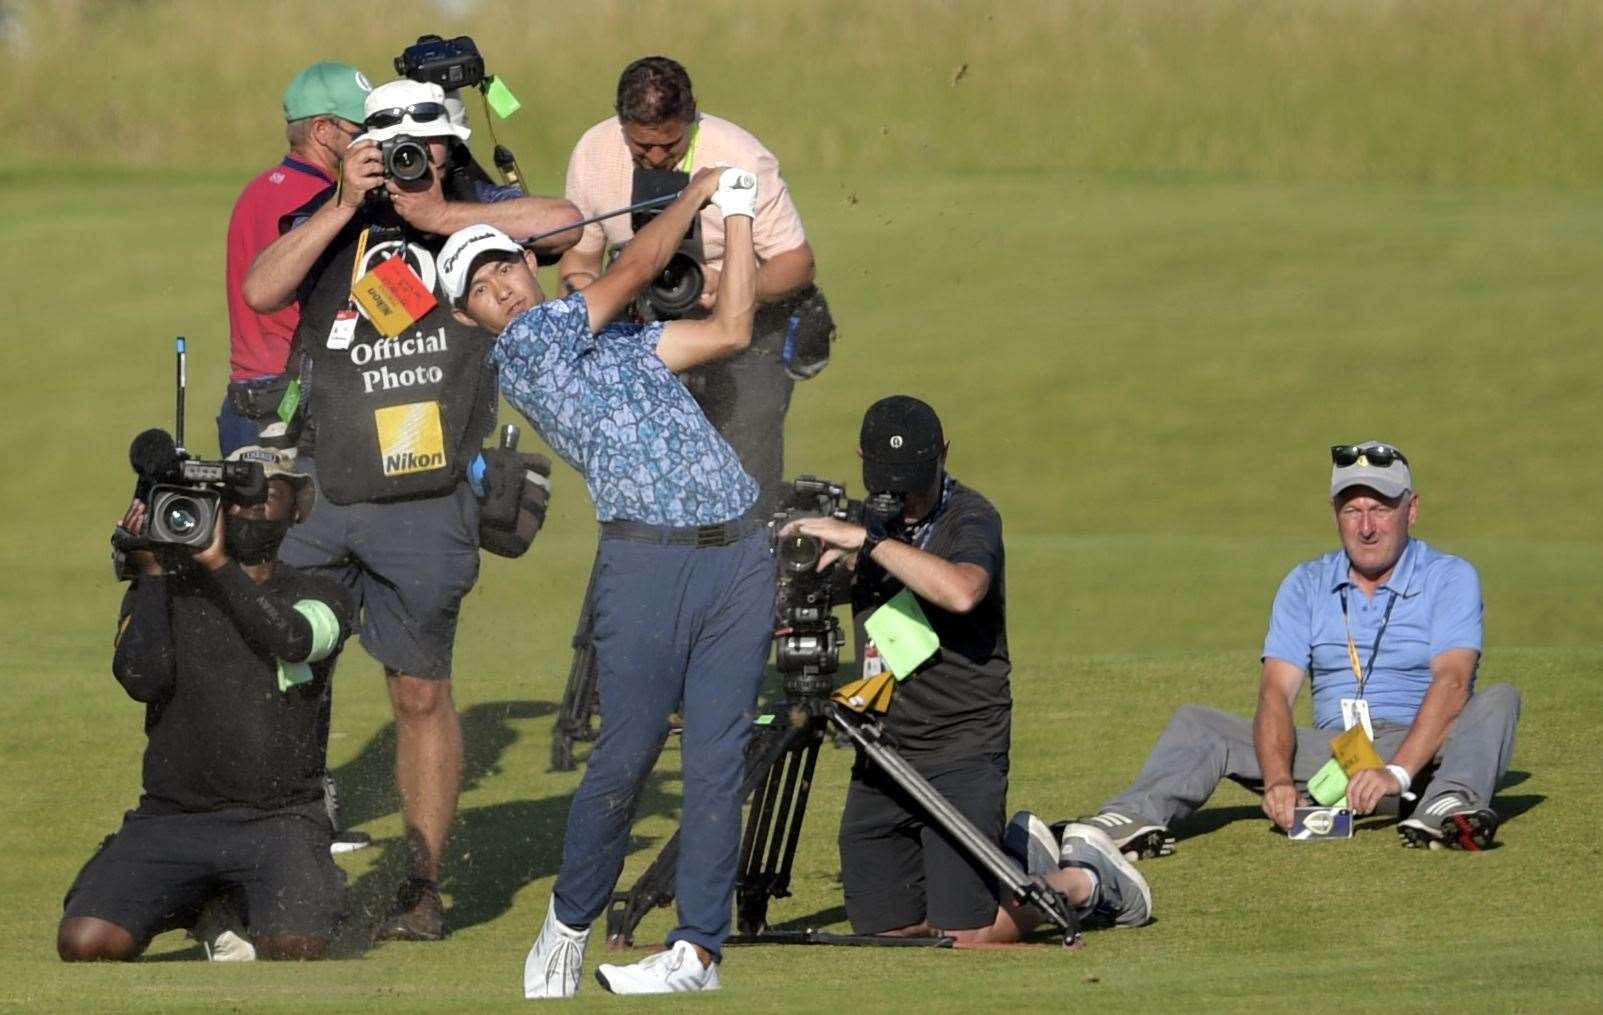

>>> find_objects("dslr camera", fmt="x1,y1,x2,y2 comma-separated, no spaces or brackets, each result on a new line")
124,429,267,551
380,136,430,182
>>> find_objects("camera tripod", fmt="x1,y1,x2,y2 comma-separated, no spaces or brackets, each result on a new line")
602,657,1083,950
550,549,602,772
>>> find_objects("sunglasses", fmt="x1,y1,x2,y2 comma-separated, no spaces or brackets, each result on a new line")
364,102,449,130
1330,443,1409,468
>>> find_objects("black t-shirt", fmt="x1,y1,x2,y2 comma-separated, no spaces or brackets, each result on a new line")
112,563,354,815
289,195,498,505
850,477,1011,768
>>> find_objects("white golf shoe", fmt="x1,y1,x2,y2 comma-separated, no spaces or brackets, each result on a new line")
595,939,721,994
523,898,589,999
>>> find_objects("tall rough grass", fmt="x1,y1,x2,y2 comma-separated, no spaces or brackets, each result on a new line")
4,0,1600,183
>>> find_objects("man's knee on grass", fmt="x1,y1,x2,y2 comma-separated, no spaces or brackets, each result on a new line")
254,934,329,961
57,916,141,962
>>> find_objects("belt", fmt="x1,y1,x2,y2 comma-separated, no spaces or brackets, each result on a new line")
227,375,290,419
600,513,763,548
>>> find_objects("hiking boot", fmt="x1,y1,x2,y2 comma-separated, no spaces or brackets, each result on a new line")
1058,822,1154,928
524,898,590,999
376,877,448,941
1063,811,1176,861
1398,795,1500,851
596,939,720,994
1003,810,1061,877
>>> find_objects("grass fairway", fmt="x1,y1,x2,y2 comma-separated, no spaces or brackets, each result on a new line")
3,161,1602,1011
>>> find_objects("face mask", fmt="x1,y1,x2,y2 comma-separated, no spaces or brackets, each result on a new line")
224,517,291,565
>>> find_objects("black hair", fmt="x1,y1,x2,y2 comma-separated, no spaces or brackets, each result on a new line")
615,56,696,125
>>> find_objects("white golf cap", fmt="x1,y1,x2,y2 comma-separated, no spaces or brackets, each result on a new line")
358,78,470,144
439,224,523,303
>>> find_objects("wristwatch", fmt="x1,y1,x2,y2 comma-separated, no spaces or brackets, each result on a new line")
860,530,885,558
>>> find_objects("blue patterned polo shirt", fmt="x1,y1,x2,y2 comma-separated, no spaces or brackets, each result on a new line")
491,293,758,526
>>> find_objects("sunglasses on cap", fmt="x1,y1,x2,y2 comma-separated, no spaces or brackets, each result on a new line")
1330,443,1409,468
364,102,449,130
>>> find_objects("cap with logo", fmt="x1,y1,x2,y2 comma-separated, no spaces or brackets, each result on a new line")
359,78,471,144
1330,440,1413,500
283,60,372,124
440,224,524,304
227,444,316,518
859,395,945,494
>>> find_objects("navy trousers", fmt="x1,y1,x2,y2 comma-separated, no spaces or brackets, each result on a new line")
551,525,775,958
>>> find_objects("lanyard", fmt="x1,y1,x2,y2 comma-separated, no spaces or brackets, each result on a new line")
1339,586,1397,699
675,122,701,174
347,225,371,296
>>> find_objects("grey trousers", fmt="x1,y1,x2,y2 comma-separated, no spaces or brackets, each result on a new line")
1100,683,1521,827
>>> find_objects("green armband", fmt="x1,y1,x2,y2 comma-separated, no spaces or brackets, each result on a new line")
276,599,341,693
293,599,342,662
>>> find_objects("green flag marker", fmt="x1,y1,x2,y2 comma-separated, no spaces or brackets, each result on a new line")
485,76,522,118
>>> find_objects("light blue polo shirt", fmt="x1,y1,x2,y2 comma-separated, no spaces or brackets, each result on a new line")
1262,538,1483,729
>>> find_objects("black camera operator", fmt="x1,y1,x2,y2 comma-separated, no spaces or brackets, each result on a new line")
58,446,353,962
781,396,1153,944
240,75,579,942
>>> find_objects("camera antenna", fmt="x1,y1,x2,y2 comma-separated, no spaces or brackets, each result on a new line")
174,336,188,455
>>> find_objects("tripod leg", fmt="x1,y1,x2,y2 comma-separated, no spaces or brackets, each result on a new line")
604,712,811,947
552,542,603,771
827,704,1082,946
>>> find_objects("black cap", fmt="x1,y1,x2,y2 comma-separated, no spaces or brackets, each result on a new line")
859,395,945,494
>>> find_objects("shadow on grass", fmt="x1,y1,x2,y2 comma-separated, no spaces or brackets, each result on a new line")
326,698,682,955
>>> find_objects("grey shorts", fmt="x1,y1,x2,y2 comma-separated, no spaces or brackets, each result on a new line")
278,457,480,680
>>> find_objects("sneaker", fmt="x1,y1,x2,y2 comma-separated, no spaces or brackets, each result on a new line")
1003,810,1061,877
595,939,721,994
330,829,373,855
1058,822,1154,928
375,878,448,941
524,898,590,999
1068,811,1176,861
192,895,256,962
1398,796,1500,851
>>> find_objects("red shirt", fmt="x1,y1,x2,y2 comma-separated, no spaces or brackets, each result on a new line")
225,155,334,380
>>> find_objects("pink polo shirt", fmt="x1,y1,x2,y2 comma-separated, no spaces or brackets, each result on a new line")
563,113,807,270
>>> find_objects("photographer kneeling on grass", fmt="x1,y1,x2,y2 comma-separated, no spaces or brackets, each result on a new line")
781,397,1152,945
1078,442,1522,858
58,447,353,962
441,166,778,995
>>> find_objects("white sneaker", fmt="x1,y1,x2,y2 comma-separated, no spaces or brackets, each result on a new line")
523,898,590,999
193,896,256,962
595,939,721,995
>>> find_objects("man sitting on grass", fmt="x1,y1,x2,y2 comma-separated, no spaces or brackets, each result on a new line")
1079,442,1521,858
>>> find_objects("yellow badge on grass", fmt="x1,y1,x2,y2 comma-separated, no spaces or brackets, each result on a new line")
1330,724,1386,776
374,401,446,477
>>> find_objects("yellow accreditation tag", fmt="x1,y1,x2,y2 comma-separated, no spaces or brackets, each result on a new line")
352,255,438,338
1330,724,1387,777
374,401,447,477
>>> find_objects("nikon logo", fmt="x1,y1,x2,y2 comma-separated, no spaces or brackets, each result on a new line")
384,449,445,475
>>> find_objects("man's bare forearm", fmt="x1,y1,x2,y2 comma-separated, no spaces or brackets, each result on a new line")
1253,688,1297,788
1389,655,1476,775
755,242,815,303
558,245,604,295
421,195,583,254
243,198,357,313
710,216,755,348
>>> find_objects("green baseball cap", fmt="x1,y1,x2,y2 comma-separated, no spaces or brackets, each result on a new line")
282,61,371,124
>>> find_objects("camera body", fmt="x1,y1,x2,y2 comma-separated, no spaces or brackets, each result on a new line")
628,168,706,320
125,429,268,552
395,34,484,91
380,135,431,182
769,476,864,694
